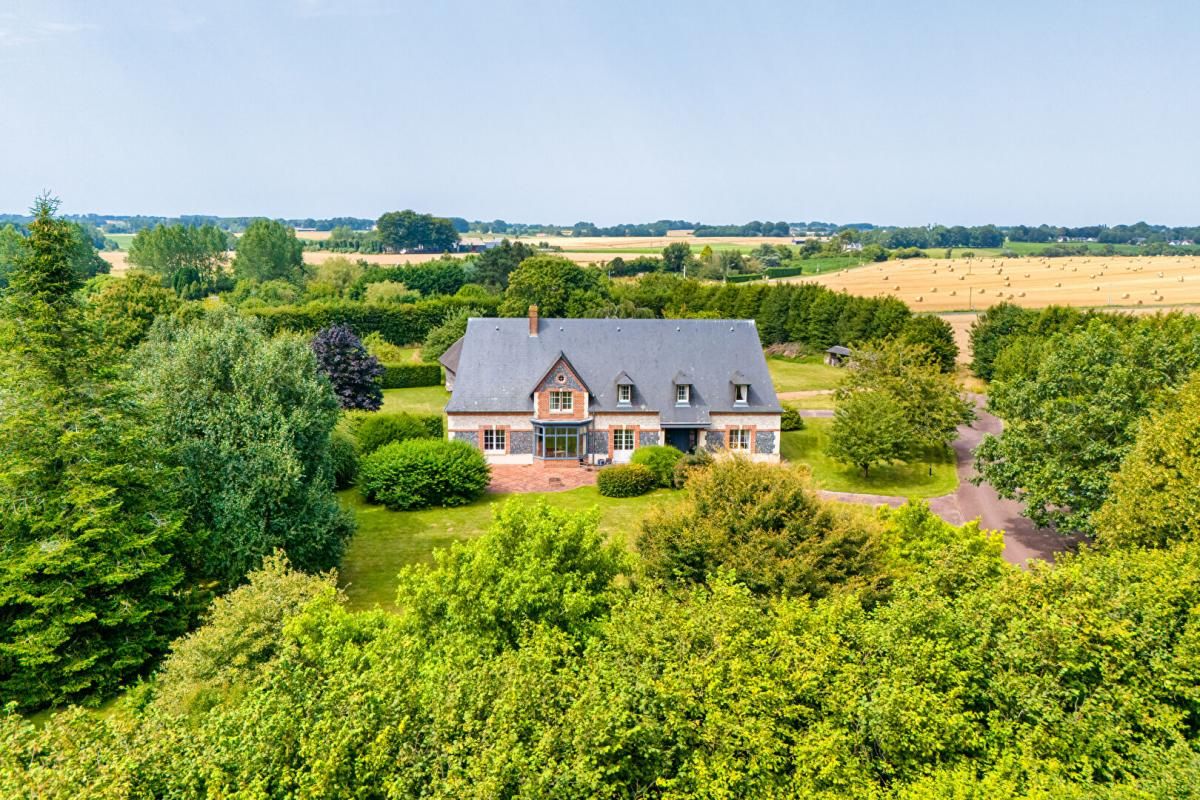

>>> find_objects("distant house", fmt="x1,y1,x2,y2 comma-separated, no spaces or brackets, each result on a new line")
442,307,782,465
825,345,852,367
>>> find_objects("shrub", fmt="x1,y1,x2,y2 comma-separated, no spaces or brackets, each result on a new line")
311,324,384,411
781,404,806,431
359,438,490,510
672,449,714,488
380,362,442,389
361,330,411,362
329,428,359,489
597,463,657,498
249,296,501,346
356,412,442,455
421,306,479,362
764,266,804,279
630,445,684,488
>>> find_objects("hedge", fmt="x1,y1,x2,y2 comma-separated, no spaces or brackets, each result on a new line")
359,438,490,510
381,362,442,389
597,463,657,498
725,273,765,284
250,296,500,345
356,412,444,455
629,445,684,488
765,266,804,279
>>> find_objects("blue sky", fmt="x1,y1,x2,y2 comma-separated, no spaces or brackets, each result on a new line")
2,0,1197,225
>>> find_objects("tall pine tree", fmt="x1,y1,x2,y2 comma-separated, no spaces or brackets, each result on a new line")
0,196,188,710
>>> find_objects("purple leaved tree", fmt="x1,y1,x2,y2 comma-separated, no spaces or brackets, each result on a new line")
311,324,384,411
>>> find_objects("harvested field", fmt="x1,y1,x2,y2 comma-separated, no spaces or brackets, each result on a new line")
794,255,1200,312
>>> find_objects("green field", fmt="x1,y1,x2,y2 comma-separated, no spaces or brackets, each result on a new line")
380,385,450,416
766,355,844,393
337,487,675,610
780,420,957,498
106,233,135,251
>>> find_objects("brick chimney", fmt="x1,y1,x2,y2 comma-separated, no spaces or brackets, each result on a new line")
528,304,539,337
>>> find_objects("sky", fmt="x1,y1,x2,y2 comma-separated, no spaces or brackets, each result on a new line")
1,0,1198,226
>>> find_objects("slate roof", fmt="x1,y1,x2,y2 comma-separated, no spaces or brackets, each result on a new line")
446,318,782,422
439,337,464,373
826,345,852,356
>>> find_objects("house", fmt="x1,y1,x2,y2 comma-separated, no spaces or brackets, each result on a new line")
825,345,851,366
442,306,782,465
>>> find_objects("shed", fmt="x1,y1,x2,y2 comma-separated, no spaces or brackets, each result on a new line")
825,345,852,367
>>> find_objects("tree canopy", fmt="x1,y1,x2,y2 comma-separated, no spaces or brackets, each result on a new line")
231,219,305,284
376,209,460,252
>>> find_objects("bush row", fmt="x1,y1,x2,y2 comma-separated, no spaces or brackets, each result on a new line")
764,266,804,279
250,296,499,345
725,273,765,284
381,362,442,388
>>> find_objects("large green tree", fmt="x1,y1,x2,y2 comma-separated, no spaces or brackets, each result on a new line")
84,271,182,355
469,238,538,288
126,223,228,294
136,308,353,588
826,389,911,477
231,219,305,284
0,197,187,710
899,314,958,373
499,255,610,317
376,210,460,253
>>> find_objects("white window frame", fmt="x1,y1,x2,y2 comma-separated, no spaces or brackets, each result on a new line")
549,390,573,414
617,384,632,404
483,427,507,453
675,384,690,405
729,428,752,451
612,427,635,453
734,384,749,404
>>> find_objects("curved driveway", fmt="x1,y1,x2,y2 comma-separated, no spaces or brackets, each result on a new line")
817,396,1076,566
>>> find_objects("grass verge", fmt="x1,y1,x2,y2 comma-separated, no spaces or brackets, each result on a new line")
767,356,844,393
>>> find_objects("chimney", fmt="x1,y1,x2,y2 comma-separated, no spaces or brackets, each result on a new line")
528,305,539,337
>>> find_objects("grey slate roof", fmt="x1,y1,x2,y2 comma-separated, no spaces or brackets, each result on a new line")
439,337,464,373
826,345,852,356
446,318,782,422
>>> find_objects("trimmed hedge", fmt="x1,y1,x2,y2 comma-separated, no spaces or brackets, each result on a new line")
359,438,491,510
356,412,443,455
765,266,804,279
250,296,500,346
725,273,765,284
381,362,442,389
330,428,359,490
629,445,684,488
597,463,657,498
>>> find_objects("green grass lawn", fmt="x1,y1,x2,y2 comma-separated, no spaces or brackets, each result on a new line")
337,487,676,611
380,385,450,416
767,356,844,393
780,420,957,498
780,392,836,410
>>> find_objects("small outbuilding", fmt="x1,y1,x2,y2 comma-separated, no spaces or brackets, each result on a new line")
825,345,852,367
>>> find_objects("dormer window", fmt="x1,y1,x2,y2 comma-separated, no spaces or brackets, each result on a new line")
618,384,631,404
676,384,690,405
735,384,749,404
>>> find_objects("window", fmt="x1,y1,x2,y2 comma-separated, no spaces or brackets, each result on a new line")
536,426,582,459
483,427,506,453
549,390,573,413
612,427,635,451
729,428,752,451
617,384,632,404
675,384,690,404
735,384,749,404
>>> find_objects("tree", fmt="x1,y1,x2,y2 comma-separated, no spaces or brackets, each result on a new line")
0,196,188,710
376,210,460,252
661,241,695,274
420,305,477,362
126,223,228,292
231,219,304,284
84,270,181,354
309,256,365,297
310,324,384,411
1093,375,1200,549
827,389,910,477
0,223,24,290
900,314,958,373
469,238,538,289
136,308,354,588
969,302,1033,380
638,458,888,599
499,255,610,317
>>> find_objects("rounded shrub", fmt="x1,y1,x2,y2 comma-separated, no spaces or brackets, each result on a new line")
597,463,656,498
629,445,684,488
329,428,359,490
781,404,806,432
356,412,443,454
359,438,490,510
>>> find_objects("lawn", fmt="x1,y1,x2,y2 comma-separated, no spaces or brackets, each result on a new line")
767,356,844,393
337,487,676,611
380,385,451,416
780,419,957,498
780,392,836,410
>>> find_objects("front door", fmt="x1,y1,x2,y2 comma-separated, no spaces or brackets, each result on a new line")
665,428,693,453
